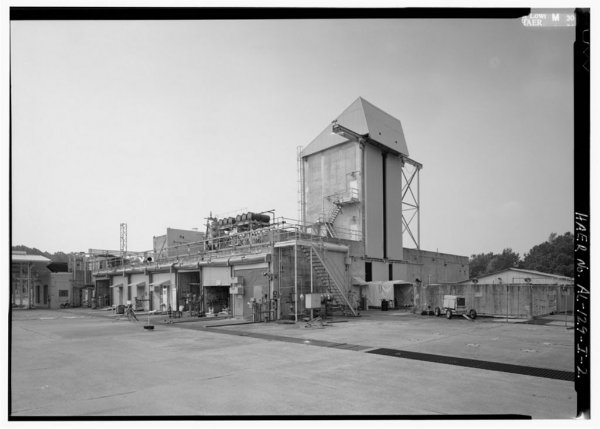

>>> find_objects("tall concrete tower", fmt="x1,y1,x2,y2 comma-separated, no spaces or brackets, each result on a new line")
299,97,421,281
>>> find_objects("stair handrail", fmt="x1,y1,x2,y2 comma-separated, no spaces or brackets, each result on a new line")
315,244,346,288
309,243,356,316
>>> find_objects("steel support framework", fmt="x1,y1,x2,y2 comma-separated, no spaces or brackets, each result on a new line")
331,122,422,250
120,223,127,257
401,160,421,250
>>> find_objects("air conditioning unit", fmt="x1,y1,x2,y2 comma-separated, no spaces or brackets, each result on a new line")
231,277,244,285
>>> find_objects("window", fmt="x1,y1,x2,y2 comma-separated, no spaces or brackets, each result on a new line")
59,290,69,297
365,262,372,282
389,264,393,281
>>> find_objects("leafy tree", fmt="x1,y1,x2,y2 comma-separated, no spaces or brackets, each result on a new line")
469,248,521,278
470,233,574,279
486,248,521,273
469,252,495,278
521,232,574,277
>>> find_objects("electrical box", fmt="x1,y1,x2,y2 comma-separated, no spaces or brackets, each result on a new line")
231,276,244,285
229,286,244,295
305,293,322,309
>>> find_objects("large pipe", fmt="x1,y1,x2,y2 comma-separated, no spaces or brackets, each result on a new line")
294,243,298,323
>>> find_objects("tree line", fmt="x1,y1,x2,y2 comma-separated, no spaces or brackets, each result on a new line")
11,245,70,263
13,231,575,279
469,232,574,278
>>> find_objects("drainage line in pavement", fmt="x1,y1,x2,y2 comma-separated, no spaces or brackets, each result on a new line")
172,324,570,381
366,348,574,381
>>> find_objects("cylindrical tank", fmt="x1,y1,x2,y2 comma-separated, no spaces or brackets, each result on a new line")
236,214,242,222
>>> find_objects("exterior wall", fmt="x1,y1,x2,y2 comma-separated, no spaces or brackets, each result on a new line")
234,267,269,320
151,272,174,311
347,240,366,280
49,273,72,309
275,245,348,320
403,248,470,284
385,154,403,260
96,279,111,308
153,235,168,259
416,283,574,318
153,228,206,259
11,262,51,308
392,262,408,281
363,144,384,258
303,141,359,228
202,266,232,286
129,273,147,308
111,275,128,307
370,260,389,282
176,271,201,314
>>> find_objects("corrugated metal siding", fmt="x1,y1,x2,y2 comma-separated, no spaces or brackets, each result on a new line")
364,144,383,258
234,268,268,318
385,154,403,260
202,266,231,286
371,261,389,282
303,142,357,224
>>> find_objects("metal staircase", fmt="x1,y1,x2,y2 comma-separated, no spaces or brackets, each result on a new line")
299,244,358,317
328,203,342,224
322,203,342,238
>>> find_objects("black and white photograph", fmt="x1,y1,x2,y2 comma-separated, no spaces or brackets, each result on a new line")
5,2,593,421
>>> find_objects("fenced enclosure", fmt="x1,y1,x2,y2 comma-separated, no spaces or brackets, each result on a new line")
416,283,573,320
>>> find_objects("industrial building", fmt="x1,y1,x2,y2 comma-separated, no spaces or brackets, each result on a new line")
11,252,51,308
89,98,469,321
11,251,88,309
457,268,574,286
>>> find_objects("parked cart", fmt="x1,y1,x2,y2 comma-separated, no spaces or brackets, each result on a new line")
434,295,477,320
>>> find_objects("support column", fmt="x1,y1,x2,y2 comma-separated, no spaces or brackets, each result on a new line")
294,243,298,322
310,246,314,320
278,247,282,321
27,262,32,309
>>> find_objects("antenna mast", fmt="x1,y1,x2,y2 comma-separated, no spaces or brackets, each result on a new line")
120,223,127,256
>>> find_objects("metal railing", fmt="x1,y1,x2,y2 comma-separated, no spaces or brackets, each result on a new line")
307,243,357,316
89,217,357,275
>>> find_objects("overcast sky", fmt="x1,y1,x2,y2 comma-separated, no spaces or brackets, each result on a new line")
10,13,576,258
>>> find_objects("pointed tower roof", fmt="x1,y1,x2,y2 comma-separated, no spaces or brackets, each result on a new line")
301,97,409,158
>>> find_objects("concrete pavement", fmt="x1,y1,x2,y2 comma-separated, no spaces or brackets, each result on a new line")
10,308,576,418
